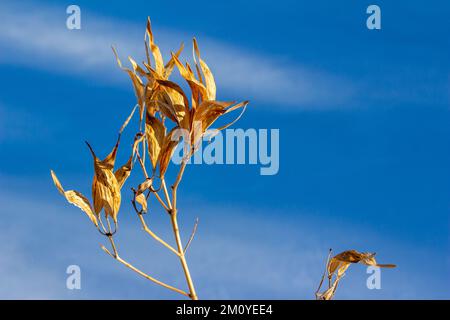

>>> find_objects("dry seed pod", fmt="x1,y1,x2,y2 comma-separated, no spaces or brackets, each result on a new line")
317,249,396,300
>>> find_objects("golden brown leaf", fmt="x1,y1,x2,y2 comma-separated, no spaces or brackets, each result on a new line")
50,170,98,227
156,79,190,110
112,47,145,115
146,115,166,168
86,142,122,222
164,43,184,79
193,38,216,100
135,193,148,213
172,53,207,108
158,127,180,177
114,156,133,189
145,17,164,75
137,178,154,195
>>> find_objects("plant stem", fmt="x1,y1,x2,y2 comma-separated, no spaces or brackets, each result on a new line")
137,213,180,256
171,211,198,300
169,160,198,300
103,236,189,298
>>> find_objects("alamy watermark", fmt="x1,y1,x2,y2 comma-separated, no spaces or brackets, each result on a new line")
66,5,81,30
366,266,382,289
169,124,279,176
366,5,381,30
66,264,81,290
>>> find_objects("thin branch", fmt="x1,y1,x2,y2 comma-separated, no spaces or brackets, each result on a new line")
151,189,170,212
100,242,189,298
170,161,187,212
161,179,173,211
184,217,199,255
136,150,150,179
97,219,108,236
107,235,118,257
315,248,332,299
137,149,170,212
137,213,180,257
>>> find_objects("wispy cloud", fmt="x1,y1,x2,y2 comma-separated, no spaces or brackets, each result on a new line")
0,1,355,110
0,175,447,299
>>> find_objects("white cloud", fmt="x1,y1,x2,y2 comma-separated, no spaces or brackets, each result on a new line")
0,1,355,110
0,176,446,299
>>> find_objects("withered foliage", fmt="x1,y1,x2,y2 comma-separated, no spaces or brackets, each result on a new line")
50,17,248,300
315,249,396,300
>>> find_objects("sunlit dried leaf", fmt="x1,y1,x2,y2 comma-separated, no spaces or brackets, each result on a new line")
115,156,133,189
135,193,148,213
146,114,166,168
172,53,207,108
318,249,396,300
137,178,154,195
86,142,122,222
120,104,138,134
158,127,180,177
112,47,145,115
193,38,216,100
50,170,98,227
146,17,164,75
128,56,147,77
156,79,190,110
164,43,184,79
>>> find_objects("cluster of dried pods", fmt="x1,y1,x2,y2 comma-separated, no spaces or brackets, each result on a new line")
51,17,248,300
315,249,396,300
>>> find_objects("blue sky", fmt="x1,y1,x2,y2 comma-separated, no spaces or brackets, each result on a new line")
0,0,448,299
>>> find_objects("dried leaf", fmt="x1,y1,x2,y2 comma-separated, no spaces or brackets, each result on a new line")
50,170,98,227
193,38,216,100
112,47,145,114
146,114,166,168
146,17,164,75
171,53,207,107
164,43,184,79
135,193,148,213
92,163,121,222
137,178,154,195
114,156,133,189
86,142,122,222
120,104,138,134
158,127,180,177
156,79,190,110
318,249,396,300
128,56,147,76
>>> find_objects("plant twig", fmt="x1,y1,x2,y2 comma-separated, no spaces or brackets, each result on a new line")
171,161,187,210
315,248,332,299
100,240,189,298
161,179,173,211
184,217,199,255
151,188,170,212
137,212,180,257
168,160,198,300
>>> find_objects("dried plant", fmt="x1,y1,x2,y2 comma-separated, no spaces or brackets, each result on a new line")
315,249,396,300
50,17,248,300
49,17,396,301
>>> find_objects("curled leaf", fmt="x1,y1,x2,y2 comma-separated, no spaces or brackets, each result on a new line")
114,156,133,189
193,38,216,100
86,142,122,223
50,170,98,227
135,193,148,213
112,47,145,115
146,114,166,168
317,249,396,300
158,127,180,177
145,17,164,75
